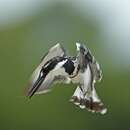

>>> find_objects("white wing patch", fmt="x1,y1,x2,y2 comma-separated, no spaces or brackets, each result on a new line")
54,59,67,70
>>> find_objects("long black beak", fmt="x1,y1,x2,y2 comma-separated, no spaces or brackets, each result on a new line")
28,76,45,98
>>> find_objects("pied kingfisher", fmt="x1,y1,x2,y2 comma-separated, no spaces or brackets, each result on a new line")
25,42,107,114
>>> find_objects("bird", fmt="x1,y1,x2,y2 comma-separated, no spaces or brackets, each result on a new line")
25,42,107,114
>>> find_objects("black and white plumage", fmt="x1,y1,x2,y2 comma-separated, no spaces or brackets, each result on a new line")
25,43,107,114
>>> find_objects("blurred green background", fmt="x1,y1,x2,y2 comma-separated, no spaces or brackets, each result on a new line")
0,1,130,130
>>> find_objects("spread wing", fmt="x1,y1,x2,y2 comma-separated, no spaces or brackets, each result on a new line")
26,58,71,97
25,43,67,96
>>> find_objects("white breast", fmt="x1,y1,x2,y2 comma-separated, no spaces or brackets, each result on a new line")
80,65,91,91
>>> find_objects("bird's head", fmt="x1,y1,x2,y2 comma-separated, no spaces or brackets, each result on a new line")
76,42,93,63
76,42,88,54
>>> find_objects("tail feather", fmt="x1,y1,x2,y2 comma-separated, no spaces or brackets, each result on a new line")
70,86,107,114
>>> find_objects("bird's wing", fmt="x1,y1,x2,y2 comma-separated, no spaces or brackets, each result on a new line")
25,43,67,96
84,48,102,82
90,57,102,82
82,46,102,82
26,64,70,98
